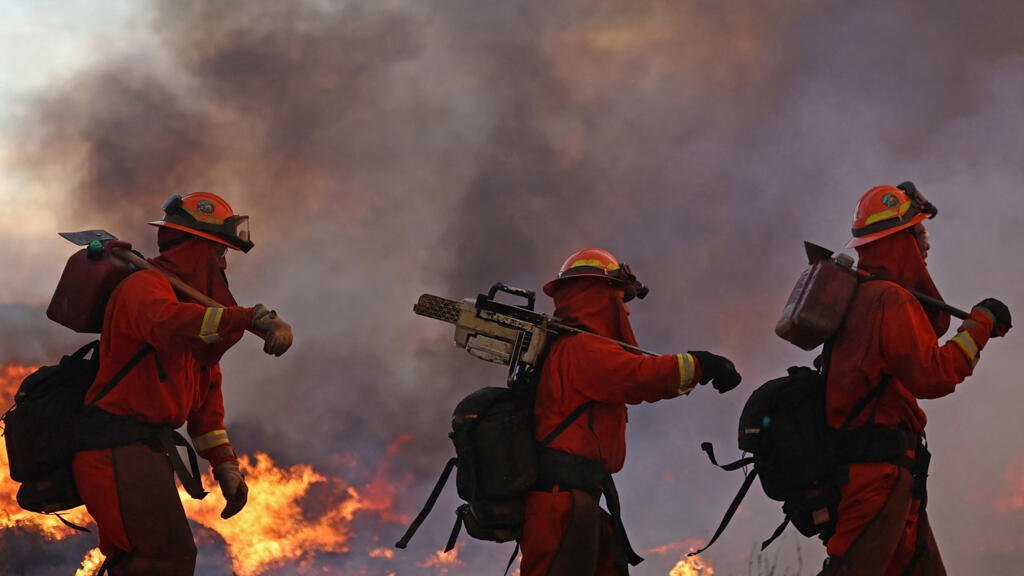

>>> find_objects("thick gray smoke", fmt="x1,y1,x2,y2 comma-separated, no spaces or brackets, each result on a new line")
4,1,1024,573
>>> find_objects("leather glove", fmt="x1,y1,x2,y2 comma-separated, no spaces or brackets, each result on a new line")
689,351,742,393
974,298,1011,337
213,461,248,519
251,304,294,356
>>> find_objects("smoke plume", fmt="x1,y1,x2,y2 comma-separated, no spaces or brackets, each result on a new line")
4,1,1024,573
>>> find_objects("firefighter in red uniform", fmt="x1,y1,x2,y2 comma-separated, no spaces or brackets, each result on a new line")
519,248,743,576
72,192,294,575
820,183,1011,576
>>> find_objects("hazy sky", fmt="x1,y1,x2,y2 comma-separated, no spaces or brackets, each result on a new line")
2,2,1024,575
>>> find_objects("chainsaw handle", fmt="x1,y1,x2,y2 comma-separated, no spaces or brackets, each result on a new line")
487,282,536,311
109,247,265,340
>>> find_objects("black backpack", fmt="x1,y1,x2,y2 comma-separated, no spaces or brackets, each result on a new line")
395,380,595,566
691,345,902,556
2,340,152,518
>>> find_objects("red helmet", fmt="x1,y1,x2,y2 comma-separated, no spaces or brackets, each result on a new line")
149,192,253,253
846,182,937,249
542,248,649,302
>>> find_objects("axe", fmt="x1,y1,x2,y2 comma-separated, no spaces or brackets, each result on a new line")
804,241,970,320
59,229,267,339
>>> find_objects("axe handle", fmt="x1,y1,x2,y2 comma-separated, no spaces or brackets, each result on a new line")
908,289,970,320
110,248,264,339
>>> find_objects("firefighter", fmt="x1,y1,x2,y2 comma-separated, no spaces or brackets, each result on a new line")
520,248,742,576
72,192,293,575
820,183,1011,575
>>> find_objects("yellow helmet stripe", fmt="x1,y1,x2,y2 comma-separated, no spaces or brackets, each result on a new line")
863,200,912,227
568,258,620,272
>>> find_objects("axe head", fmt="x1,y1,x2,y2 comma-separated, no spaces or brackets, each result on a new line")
59,230,118,246
804,241,835,265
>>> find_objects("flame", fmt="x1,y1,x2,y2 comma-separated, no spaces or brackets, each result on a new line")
669,554,715,576
1,362,410,575
75,548,105,576
416,543,466,573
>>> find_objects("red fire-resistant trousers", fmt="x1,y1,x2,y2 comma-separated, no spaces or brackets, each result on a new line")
821,463,945,576
72,442,197,576
520,488,626,576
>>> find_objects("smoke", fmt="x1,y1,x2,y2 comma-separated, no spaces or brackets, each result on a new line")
4,0,1024,573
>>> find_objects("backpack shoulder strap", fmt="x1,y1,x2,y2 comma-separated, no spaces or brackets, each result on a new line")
539,400,596,447
86,345,154,408
839,375,892,430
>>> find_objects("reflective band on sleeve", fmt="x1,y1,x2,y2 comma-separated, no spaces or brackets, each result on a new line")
192,429,230,452
199,307,224,344
677,353,697,395
864,200,912,226
950,330,980,366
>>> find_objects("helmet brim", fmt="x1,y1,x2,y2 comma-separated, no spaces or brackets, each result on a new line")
148,221,245,251
845,212,929,249
542,274,631,298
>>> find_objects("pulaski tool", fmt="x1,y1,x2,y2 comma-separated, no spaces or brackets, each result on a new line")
803,241,969,319
55,229,268,339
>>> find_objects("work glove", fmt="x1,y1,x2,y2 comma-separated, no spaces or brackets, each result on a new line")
251,304,294,356
689,351,742,393
973,298,1011,337
213,461,248,519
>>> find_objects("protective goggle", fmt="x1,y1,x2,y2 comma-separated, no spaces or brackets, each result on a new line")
162,194,254,253
896,181,938,220
560,262,650,302
611,263,650,302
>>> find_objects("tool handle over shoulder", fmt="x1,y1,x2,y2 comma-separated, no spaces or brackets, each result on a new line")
109,247,265,340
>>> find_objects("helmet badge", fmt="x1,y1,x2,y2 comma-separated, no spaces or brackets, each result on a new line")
881,193,899,208
197,199,215,215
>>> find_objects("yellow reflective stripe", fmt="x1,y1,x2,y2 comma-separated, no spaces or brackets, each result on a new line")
677,353,697,395
864,200,912,226
950,331,980,366
199,307,224,344
192,429,230,452
183,207,225,225
568,259,620,272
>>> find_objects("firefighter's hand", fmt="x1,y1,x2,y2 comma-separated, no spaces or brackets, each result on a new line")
973,298,1011,337
213,461,248,519
689,351,742,393
251,304,294,356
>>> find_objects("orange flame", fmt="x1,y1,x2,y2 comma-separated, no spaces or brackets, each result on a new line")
416,543,466,573
669,553,715,576
75,548,105,576
181,451,400,576
1,362,410,575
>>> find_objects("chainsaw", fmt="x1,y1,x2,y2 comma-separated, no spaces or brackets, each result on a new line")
414,282,656,386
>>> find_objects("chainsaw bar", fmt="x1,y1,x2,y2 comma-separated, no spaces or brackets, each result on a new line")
414,294,463,324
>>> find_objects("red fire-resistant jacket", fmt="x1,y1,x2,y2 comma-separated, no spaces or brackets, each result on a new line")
84,251,253,466
826,230,994,433
534,278,701,474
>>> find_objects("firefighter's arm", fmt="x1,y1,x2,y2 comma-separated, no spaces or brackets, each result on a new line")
187,364,239,467
121,271,253,355
880,287,994,399
564,335,703,404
